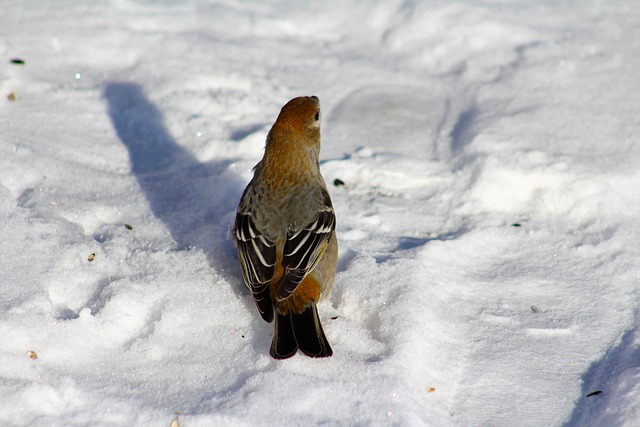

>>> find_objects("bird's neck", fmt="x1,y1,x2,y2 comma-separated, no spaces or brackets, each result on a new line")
259,139,321,190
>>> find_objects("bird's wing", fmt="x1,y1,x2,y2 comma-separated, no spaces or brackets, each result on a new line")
235,209,276,298
277,194,336,301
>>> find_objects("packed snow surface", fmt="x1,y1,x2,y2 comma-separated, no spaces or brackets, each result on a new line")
1,1,639,426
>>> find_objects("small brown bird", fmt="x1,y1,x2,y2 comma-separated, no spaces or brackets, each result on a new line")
234,96,338,359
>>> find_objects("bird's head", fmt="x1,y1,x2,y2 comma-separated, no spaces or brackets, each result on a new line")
268,96,321,147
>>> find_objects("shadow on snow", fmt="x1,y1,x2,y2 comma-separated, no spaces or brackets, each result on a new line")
563,313,640,426
103,82,244,275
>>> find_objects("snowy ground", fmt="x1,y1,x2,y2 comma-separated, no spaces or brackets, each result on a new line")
1,1,639,426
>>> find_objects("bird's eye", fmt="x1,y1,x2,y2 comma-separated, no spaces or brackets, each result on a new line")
314,112,320,121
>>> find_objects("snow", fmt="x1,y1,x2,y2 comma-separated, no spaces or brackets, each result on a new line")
1,0,639,426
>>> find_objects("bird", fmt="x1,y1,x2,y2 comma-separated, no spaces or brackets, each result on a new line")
234,95,338,359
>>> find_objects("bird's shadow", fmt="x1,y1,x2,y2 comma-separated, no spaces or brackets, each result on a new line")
103,82,245,277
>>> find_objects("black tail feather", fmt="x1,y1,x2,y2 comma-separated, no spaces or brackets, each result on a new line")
270,312,298,359
290,303,333,358
269,303,332,359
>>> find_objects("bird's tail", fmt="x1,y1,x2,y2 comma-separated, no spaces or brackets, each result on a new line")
270,303,333,359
